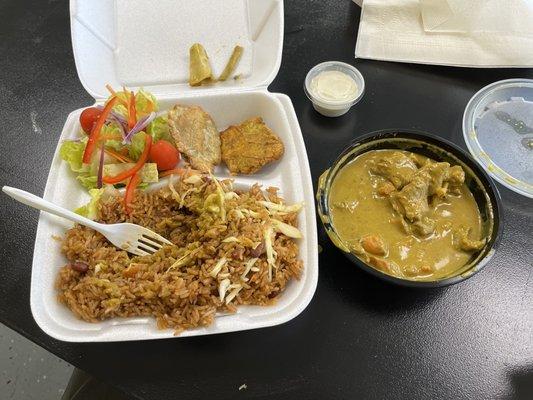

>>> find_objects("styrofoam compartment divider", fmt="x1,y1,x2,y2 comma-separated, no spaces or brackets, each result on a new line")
31,0,318,342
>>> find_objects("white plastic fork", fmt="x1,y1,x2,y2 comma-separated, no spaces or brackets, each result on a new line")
2,186,173,256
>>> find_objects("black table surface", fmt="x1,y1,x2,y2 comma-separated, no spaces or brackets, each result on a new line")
1,1,532,399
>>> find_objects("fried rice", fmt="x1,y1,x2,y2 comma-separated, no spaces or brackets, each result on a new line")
56,173,303,333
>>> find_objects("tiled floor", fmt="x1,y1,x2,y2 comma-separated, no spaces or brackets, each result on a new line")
0,324,73,400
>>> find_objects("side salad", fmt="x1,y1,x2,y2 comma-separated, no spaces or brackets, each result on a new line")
60,86,182,214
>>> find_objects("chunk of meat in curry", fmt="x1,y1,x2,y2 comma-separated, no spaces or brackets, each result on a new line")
389,161,466,234
329,150,485,281
369,151,418,189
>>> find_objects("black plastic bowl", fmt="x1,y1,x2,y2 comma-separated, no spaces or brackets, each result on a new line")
316,130,503,288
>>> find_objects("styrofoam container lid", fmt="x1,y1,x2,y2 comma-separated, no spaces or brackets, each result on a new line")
463,79,533,198
70,0,284,99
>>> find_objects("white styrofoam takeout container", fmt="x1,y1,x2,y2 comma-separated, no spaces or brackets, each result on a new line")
30,0,318,342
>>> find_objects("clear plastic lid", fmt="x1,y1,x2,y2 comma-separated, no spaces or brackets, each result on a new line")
463,79,533,198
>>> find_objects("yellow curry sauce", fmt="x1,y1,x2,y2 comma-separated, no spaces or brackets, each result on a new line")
329,150,485,280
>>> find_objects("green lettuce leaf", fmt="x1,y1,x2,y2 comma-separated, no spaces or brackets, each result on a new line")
108,88,158,119
75,188,104,220
77,175,98,189
105,139,124,152
110,92,130,118
128,131,147,161
113,104,128,119
59,138,100,189
135,89,158,115
59,139,88,173
147,115,175,145
100,123,123,141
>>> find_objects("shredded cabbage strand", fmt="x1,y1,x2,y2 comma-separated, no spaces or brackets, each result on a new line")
264,226,277,282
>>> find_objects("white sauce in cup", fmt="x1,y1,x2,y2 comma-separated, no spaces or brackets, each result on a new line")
304,62,365,117
309,70,358,103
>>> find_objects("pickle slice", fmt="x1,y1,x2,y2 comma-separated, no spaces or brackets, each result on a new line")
218,45,244,82
189,43,213,87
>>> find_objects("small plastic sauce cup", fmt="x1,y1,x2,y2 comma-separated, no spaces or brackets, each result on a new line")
304,61,365,117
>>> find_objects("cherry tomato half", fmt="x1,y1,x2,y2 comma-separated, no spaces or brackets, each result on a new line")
149,140,180,171
80,107,103,134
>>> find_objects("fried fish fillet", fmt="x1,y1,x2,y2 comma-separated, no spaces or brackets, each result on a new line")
167,104,221,172
220,117,284,175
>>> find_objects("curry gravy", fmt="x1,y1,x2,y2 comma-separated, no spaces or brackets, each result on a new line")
329,150,484,280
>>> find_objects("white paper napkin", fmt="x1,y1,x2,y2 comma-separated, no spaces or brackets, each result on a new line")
355,0,533,68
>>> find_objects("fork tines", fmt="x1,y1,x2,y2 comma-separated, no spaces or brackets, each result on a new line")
136,233,172,255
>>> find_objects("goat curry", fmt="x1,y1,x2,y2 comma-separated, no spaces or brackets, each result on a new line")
329,150,485,280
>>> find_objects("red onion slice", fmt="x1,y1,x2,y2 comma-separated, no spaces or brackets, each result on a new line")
96,105,128,129
107,114,126,138
110,110,128,127
96,142,105,189
122,112,156,144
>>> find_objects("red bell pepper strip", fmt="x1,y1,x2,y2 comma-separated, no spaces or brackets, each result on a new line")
128,91,136,130
103,135,152,184
124,172,141,214
82,96,118,164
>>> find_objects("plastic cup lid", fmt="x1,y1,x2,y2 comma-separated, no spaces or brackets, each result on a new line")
463,79,533,198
